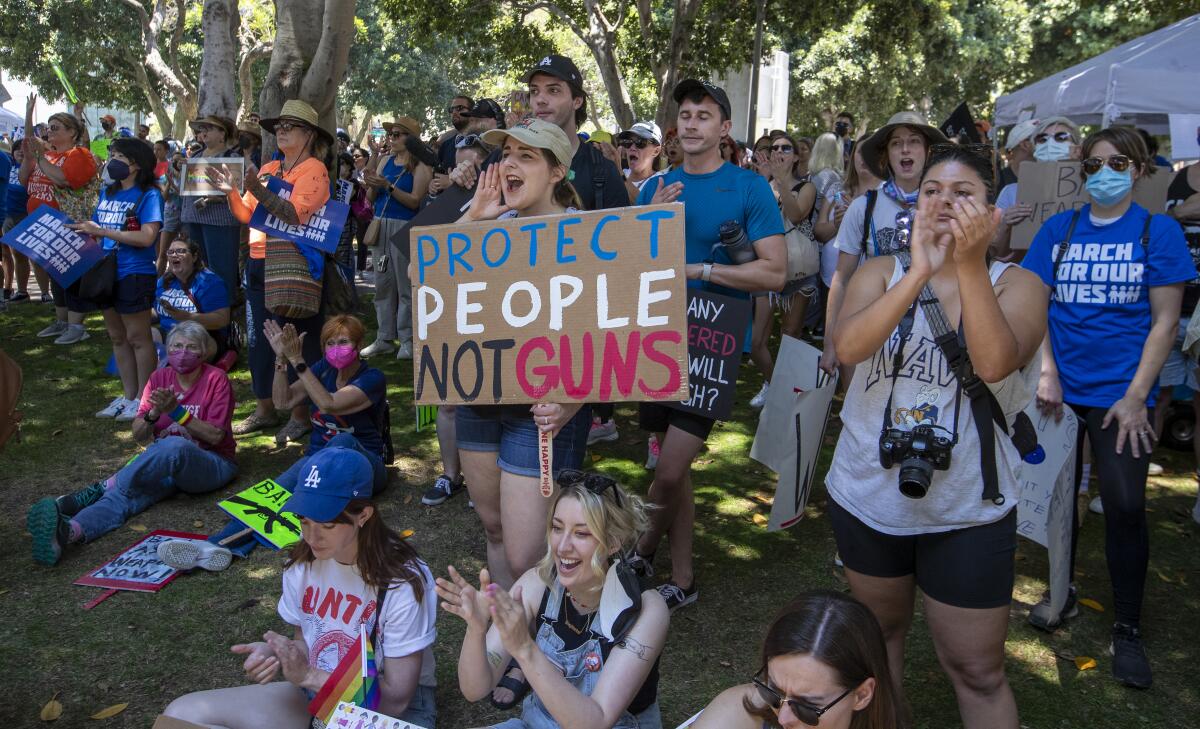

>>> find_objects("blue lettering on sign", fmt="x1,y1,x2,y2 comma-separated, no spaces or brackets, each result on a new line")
482,227,512,268
447,232,474,277
589,214,619,261
417,234,440,285
520,221,547,267
635,209,675,259
555,216,582,264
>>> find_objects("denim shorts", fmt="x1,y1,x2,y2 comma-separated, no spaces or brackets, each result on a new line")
457,404,591,478
1157,317,1198,390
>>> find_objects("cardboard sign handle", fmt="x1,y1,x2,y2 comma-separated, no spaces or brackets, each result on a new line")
82,588,118,610
218,526,254,546
539,430,553,497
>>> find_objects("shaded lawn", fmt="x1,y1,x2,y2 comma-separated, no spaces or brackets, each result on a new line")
1,299,1198,728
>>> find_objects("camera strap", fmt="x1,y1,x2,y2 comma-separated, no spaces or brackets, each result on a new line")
897,253,1008,505
878,302,965,444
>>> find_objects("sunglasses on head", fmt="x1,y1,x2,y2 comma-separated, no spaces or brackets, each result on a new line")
1034,130,1074,145
556,469,622,507
618,137,652,149
1082,154,1132,175
771,144,794,153
752,669,854,726
455,133,482,149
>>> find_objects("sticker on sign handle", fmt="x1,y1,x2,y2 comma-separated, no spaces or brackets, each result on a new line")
540,429,553,497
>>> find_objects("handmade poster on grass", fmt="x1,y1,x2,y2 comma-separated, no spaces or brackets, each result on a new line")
249,177,349,254
1011,161,1171,249
325,703,422,729
750,336,838,531
0,205,106,287
181,157,244,196
74,529,208,592
410,203,689,405
1015,402,1078,622
666,289,752,420
218,478,303,549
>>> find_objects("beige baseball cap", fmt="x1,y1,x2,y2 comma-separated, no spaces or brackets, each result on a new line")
482,118,573,167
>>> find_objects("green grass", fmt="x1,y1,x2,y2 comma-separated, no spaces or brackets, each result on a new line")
2,298,1199,728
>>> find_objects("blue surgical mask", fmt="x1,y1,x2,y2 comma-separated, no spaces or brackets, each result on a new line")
103,159,130,185
1085,166,1133,207
1033,140,1070,162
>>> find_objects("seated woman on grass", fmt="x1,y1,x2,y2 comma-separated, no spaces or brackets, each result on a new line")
436,470,669,729
155,237,232,365
161,314,389,568
163,446,438,729
26,321,237,566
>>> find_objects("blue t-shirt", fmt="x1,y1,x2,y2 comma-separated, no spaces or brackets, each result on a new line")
372,156,416,221
307,360,387,457
1023,203,1193,408
155,268,230,337
0,152,12,218
92,185,164,278
635,161,784,300
3,152,27,218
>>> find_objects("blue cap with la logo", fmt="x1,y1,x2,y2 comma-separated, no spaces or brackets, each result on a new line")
283,446,374,522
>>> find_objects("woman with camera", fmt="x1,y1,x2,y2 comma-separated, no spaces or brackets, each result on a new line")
826,145,1048,728
1023,128,1192,689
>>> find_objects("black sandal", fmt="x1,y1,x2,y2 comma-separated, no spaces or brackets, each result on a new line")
489,660,531,710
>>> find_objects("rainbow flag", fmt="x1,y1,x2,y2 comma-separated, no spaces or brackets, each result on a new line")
307,625,379,724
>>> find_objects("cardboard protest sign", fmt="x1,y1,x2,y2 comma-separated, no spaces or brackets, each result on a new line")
410,203,690,405
249,176,349,254
74,529,207,592
181,157,243,196
1011,161,1172,249
218,478,303,549
0,205,106,287
667,289,752,420
940,102,981,144
750,337,838,530
327,702,423,729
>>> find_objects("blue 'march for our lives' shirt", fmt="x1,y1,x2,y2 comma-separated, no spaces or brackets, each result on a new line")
1022,203,1193,408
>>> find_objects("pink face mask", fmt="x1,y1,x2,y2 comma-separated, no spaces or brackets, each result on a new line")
168,349,203,373
325,344,358,369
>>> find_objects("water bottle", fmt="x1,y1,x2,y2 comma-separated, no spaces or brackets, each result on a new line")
715,220,758,264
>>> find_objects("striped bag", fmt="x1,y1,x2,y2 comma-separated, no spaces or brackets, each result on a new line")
264,238,322,319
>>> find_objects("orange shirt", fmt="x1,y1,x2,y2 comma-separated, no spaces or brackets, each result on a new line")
228,157,330,259
26,146,98,214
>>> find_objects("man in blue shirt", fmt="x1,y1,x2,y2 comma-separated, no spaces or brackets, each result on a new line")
630,78,786,611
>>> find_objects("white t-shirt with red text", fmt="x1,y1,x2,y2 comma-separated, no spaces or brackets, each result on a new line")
278,557,437,687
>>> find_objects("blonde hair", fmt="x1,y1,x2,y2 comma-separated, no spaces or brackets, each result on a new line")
536,481,649,586
809,132,844,178
167,320,217,361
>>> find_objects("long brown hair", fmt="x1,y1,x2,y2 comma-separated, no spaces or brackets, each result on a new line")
286,499,426,600
744,591,900,729
540,148,582,209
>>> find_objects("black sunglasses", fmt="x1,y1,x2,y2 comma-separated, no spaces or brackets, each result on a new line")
448,105,470,114
753,669,854,725
387,130,406,138
1082,154,1132,175
556,469,622,507
618,137,651,149
770,144,794,153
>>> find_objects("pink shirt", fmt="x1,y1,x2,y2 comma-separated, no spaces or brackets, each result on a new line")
136,364,236,462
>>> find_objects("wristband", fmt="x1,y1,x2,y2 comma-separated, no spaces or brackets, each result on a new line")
170,405,193,427
701,262,713,283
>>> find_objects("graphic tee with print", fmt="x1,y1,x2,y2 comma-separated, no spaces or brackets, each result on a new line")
307,360,387,457
155,268,230,336
278,558,438,687
833,183,908,258
134,363,236,461
25,147,97,214
1023,203,1193,408
92,185,164,277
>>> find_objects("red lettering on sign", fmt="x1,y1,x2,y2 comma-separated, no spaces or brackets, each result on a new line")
638,330,682,398
599,331,640,400
516,337,557,398
559,333,594,399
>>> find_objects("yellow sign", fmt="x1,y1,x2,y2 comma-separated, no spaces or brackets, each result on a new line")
217,479,303,549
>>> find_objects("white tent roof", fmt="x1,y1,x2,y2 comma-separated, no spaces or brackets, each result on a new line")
0,106,21,134
993,14,1200,133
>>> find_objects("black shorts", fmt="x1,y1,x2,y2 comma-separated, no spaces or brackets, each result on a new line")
68,273,157,315
828,499,1017,609
638,401,715,441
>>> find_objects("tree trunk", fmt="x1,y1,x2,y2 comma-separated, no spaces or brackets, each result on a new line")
580,1,634,128
636,0,703,129
119,0,198,136
259,0,356,159
130,57,175,137
237,42,273,122
198,0,240,118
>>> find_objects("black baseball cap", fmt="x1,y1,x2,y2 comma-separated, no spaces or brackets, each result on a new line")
524,54,585,93
673,79,732,120
465,98,507,129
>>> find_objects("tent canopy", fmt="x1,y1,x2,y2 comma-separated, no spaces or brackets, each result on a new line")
0,106,21,134
993,14,1200,133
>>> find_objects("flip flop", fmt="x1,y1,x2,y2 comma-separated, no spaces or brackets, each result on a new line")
489,660,531,711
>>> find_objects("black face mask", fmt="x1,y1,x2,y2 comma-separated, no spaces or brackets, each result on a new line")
835,122,850,136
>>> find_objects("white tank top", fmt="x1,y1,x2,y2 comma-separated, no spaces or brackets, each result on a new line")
826,258,1040,535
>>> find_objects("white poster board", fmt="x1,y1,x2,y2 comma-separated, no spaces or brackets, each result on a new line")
750,336,838,531
1168,113,1200,161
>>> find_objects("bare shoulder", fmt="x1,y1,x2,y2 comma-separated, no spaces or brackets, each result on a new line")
691,684,761,729
995,264,1049,300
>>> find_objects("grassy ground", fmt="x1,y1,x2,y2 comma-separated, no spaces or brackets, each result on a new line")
3,295,1199,728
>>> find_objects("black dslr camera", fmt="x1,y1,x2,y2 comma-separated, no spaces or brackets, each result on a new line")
878,425,953,499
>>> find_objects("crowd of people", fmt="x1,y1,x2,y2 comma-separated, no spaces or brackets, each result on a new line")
5,47,1200,729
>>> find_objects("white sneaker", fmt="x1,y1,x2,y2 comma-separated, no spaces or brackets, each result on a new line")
37,321,68,338
395,340,413,359
750,382,769,410
96,396,126,418
1089,495,1104,515
587,418,618,445
53,324,89,345
157,539,233,572
359,339,395,357
115,399,141,421
1147,462,1164,476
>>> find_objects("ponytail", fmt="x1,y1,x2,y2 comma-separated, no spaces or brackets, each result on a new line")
553,178,582,209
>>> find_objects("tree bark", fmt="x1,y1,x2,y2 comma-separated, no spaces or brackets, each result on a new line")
119,0,197,136
237,41,273,122
198,0,241,118
130,57,175,136
646,0,703,130
259,0,356,158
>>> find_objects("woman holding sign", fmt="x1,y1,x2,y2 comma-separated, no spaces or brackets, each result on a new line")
181,114,241,298
1023,128,1192,689
828,145,1047,727
437,470,668,728
211,100,332,445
